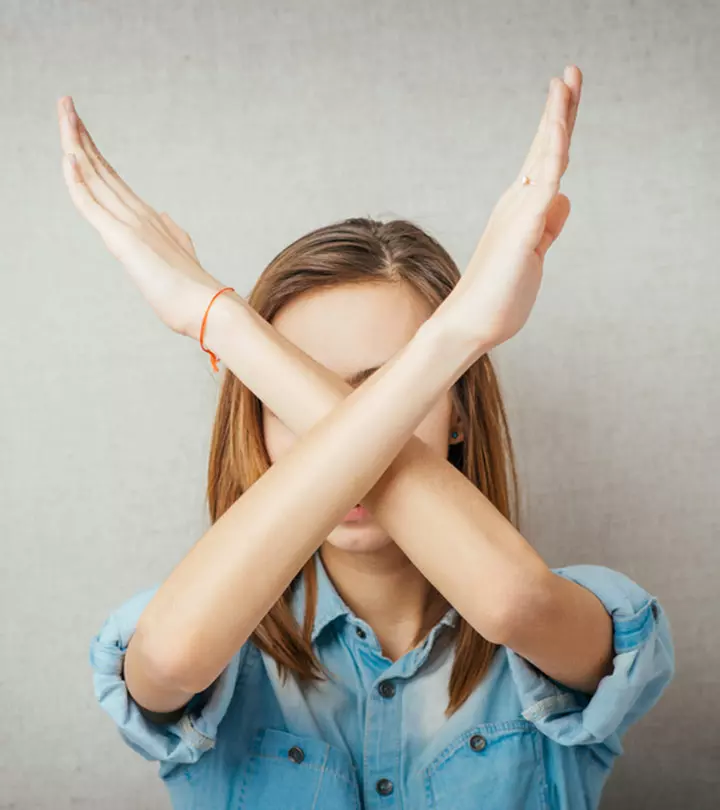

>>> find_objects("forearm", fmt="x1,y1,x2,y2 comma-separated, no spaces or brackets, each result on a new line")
199,296,612,695
135,292,470,693
203,293,549,640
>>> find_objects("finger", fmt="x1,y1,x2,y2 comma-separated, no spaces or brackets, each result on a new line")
563,65,582,144
519,77,570,186
527,68,581,177
520,78,558,180
546,111,569,187
536,193,571,260
77,116,155,221
159,212,198,258
76,112,181,245
57,97,137,226
520,83,571,206
61,151,126,238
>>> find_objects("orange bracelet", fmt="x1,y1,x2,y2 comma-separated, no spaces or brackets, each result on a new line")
199,286,235,372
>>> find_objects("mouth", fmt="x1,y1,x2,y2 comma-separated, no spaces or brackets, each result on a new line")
342,504,370,522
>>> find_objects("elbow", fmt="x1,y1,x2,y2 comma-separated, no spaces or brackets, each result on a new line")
128,624,191,691
137,629,226,696
483,567,557,647
482,608,521,648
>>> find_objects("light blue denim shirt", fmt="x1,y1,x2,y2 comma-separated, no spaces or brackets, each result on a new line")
89,551,674,809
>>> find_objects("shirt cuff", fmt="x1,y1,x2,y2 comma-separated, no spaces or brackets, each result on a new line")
89,585,246,778
505,565,675,752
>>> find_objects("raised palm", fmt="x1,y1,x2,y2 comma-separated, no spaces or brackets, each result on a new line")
57,96,225,340
437,65,582,352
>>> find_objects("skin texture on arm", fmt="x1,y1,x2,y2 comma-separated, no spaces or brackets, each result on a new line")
134,304,480,694
199,287,613,696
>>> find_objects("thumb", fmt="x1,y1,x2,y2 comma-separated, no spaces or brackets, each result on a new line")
158,212,198,259
536,193,571,260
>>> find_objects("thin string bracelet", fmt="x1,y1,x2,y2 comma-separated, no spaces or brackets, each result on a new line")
199,286,235,372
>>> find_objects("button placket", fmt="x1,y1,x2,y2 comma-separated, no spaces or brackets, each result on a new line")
364,672,402,804
352,622,388,656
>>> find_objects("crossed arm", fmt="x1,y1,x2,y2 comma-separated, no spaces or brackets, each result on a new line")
139,284,613,699
59,66,613,705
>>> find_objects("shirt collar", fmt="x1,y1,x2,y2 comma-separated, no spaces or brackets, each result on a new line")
291,550,459,644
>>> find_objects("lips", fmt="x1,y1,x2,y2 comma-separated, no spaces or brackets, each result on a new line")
343,504,370,522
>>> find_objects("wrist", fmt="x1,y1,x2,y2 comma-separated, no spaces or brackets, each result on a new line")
415,314,493,385
198,288,251,355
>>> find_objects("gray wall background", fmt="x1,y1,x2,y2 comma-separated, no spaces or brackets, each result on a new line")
1,1,717,807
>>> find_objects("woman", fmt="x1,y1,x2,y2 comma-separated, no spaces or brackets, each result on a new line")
61,65,674,810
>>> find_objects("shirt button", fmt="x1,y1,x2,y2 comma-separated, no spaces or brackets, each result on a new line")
377,680,396,698
376,777,394,796
355,626,367,639
288,745,305,763
469,734,487,752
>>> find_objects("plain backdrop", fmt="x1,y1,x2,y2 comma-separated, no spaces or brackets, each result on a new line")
1,1,718,808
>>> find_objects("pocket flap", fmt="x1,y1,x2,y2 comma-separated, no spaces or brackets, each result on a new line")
252,727,358,784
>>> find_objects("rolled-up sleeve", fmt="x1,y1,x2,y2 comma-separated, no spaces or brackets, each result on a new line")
89,585,246,777
505,565,675,752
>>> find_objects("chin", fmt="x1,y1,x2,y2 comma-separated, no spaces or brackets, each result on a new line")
325,522,393,553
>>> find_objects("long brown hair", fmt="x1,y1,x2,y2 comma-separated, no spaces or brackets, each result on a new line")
206,216,521,717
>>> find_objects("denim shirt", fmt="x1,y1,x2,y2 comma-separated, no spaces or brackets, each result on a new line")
89,551,674,809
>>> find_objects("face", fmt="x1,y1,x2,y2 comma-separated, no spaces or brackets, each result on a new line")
262,280,463,553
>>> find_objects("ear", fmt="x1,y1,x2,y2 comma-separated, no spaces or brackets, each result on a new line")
449,411,464,444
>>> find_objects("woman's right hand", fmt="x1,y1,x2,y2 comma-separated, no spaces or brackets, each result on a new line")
57,95,230,341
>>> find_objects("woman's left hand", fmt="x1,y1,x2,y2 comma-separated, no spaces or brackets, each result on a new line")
435,65,582,353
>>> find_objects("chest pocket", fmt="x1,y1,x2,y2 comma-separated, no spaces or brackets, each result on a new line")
423,719,547,810
237,727,362,810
